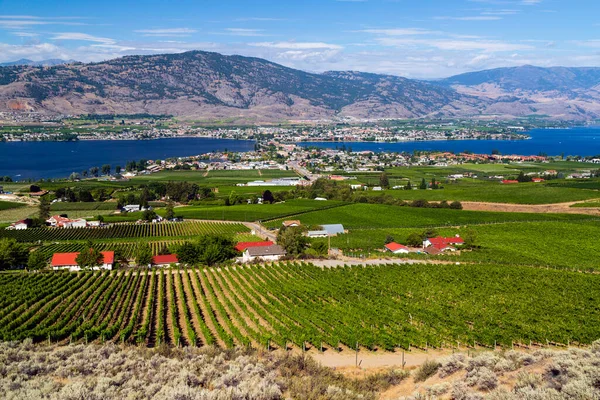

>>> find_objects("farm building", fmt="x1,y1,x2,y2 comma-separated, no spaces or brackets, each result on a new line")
423,236,463,252
321,224,345,236
46,215,87,228
51,251,115,271
242,245,286,262
123,205,141,212
282,220,301,228
235,241,274,252
501,180,519,184
152,254,179,267
6,219,30,230
385,242,410,254
307,230,328,238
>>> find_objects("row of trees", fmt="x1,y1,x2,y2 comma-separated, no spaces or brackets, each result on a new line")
0,238,46,271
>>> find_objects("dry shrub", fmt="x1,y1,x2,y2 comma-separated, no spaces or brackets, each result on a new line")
413,359,440,382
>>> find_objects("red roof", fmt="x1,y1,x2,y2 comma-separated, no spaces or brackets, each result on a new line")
235,241,274,252
51,251,114,267
385,242,409,252
501,180,519,184
427,236,464,249
152,254,179,265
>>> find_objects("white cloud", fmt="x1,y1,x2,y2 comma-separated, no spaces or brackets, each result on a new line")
134,28,197,37
434,15,503,21
357,28,437,35
51,33,116,44
249,41,343,50
223,28,267,37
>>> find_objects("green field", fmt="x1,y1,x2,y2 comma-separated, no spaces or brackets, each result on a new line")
264,203,597,229
0,263,597,349
0,201,25,211
50,202,118,211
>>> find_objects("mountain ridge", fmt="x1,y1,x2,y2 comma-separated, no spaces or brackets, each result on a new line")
0,50,599,121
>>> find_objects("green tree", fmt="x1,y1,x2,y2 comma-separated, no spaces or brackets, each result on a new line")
449,201,463,210
431,177,438,190
463,229,477,249
263,189,275,204
134,243,153,267
101,164,111,176
385,234,395,244
89,166,99,177
142,210,157,221
115,165,122,174
0,238,29,270
38,196,50,220
379,173,390,188
76,242,104,270
277,226,309,256
27,251,47,271
419,178,428,190
406,233,424,247
165,200,175,220
405,181,412,190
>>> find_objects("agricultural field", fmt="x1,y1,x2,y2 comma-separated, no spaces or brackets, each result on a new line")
0,221,249,243
130,169,298,185
0,206,35,224
0,200,25,211
0,263,598,350
264,203,597,229
165,199,348,222
49,202,118,211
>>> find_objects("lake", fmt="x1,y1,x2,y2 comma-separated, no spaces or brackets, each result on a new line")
0,137,255,180
0,127,598,180
298,127,600,157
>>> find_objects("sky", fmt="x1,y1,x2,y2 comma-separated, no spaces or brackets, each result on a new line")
0,0,599,79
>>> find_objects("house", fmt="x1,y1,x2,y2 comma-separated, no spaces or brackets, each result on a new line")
321,224,345,236
350,184,363,190
152,254,179,267
46,215,87,228
314,197,327,201
51,251,115,271
532,178,545,183
372,186,383,191
282,220,301,228
7,219,30,230
307,230,329,238
88,220,102,227
123,204,141,212
423,247,442,255
385,242,410,254
235,241,274,252
242,244,286,262
423,236,464,252
501,180,519,184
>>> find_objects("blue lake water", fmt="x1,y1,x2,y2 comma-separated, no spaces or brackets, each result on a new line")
298,127,600,157
0,137,255,180
0,127,599,180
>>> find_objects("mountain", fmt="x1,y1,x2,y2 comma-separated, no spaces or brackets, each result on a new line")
0,58,77,67
438,66,600,120
0,51,477,122
0,51,599,121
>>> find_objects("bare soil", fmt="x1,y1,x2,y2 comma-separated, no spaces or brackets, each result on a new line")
462,200,600,215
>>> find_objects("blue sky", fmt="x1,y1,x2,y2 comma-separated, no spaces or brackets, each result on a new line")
0,0,598,78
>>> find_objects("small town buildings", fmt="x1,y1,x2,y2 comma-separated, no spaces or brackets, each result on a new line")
385,242,410,254
282,220,301,228
123,205,141,212
51,251,115,271
235,241,274,252
46,215,87,228
152,254,179,267
6,219,30,230
242,244,286,262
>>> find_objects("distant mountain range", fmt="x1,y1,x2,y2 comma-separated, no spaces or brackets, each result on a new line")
0,58,78,67
0,51,599,122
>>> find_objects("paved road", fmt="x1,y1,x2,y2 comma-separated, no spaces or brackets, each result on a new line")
243,222,277,242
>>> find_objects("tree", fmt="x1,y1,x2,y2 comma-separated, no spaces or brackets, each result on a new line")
174,236,236,266
140,187,151,209
277,226,309,256
406,233,424,247
419,178,428,190
115,165,122,174
89,166,100,177
384,234,395,244
29,184,41,193
165,200,175,220
27,251,47,271
263,190,275,204
69,172,80,181
449,201,463,210
96,215,105,223
463,229,477,249
517,171,532,183
81,170,88,178
379,173,390,188
38,196,50,220
0,238,29,270
430,177,438,190
134,243,153,267
405,181,412,190
76,242,104,270
101,164,111,176
142,210,157,222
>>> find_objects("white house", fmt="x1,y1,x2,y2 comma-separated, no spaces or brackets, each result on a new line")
314,197,328,201
7,220,29,230
46,215,87,228
384,242,410,254
242,245,286,262
307,230,329,238
123,204,141,212
51,251,114,271
372,186,383,191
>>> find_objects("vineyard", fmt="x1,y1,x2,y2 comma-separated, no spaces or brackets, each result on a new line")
35,241,188,260
1,263,598,350
0,221,250,242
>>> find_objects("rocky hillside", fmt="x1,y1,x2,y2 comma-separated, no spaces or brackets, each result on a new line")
0,51,473,122
438,65,600,120
1,51,600,121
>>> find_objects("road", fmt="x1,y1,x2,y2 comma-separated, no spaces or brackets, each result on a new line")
287,161,321,182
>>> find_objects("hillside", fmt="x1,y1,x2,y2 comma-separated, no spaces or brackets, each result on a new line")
0,51,470,122
438,65,600,120
1,52,600,121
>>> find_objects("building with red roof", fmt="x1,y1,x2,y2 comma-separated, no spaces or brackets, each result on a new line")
235,241,274,252
384,242,410,254
423,236,464,252
501,180,519,184
152,254,179,267
51,251,115,271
